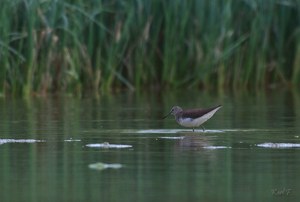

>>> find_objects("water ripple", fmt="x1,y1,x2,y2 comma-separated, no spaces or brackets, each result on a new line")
158,136,185,140
136,129,224,134
203,146,232,149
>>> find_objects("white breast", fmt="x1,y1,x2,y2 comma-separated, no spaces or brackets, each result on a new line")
177,107,221,127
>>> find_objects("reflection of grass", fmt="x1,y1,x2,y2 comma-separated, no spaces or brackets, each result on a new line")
1,0,299,96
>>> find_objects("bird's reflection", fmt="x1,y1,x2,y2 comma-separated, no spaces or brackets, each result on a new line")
175,132,213,150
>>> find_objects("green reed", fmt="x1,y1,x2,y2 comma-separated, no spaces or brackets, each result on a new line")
0,0,299,96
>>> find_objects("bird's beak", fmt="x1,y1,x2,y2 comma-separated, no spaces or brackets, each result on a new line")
162,111,171,119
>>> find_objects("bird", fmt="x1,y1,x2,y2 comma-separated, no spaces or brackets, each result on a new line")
163,105,222,132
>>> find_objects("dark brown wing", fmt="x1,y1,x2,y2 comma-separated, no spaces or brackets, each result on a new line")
181,105,222,119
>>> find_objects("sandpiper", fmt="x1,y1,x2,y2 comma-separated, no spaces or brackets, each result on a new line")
163,105,222,132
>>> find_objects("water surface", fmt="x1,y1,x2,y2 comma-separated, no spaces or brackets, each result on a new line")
0,90,299,201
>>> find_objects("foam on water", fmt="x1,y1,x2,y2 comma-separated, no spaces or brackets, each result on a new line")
89,162,122,171
256,143,300,148
86,142,132,149
0,139,44,145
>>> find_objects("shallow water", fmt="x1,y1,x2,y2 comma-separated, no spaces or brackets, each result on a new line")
0,90,300,201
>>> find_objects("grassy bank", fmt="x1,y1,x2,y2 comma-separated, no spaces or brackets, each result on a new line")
0,0,300,96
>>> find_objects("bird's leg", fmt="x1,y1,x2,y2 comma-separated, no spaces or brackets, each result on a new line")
192,128,194,132
201,125,205,132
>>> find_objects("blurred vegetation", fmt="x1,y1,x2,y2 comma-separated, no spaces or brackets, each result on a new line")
0,0,300,96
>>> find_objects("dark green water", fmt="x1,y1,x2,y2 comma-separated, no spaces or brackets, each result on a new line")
0,90,300,202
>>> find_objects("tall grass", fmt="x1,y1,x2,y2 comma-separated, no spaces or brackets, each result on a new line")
0,0,299,96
